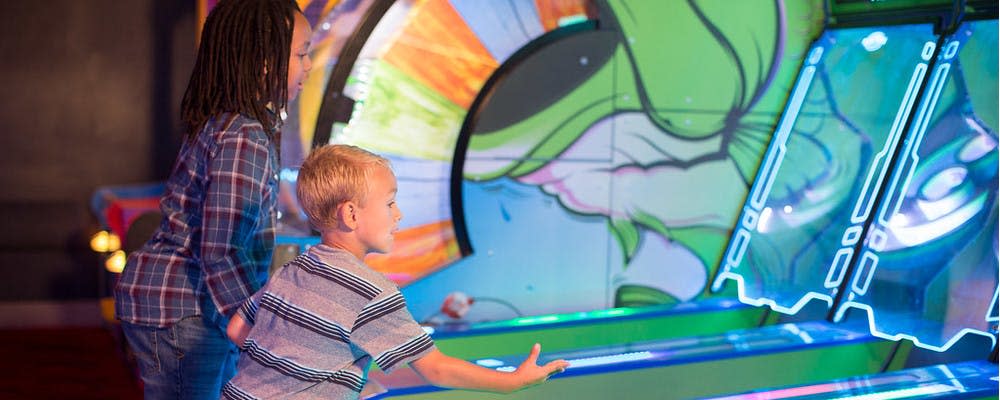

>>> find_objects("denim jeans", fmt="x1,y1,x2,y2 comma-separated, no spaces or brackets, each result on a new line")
121,315,238,400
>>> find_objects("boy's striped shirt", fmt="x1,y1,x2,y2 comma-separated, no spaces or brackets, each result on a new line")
225,244,435,399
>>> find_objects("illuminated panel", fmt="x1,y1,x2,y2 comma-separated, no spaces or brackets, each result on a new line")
564,351,654,369
708,360,998,400
834,20,999,352
712,24,938,314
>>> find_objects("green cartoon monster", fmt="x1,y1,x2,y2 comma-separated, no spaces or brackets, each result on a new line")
462,0,824,307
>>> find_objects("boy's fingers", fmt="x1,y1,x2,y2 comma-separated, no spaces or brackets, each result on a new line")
525,343,541,364
542,360,569,376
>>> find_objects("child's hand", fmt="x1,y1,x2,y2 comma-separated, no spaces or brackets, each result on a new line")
513,343,570,390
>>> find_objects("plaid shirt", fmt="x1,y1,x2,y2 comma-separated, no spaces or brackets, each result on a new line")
115,113,278,327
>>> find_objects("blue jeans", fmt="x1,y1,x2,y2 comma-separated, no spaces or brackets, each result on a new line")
121,315,238,400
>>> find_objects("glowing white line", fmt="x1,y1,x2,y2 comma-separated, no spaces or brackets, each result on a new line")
751,65,818,209
850,62,929,223
717,273,833,315
833,302,998,352
879,63,952,225
565,351,655,369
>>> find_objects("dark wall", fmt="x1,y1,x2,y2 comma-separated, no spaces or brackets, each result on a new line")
0,1,194,301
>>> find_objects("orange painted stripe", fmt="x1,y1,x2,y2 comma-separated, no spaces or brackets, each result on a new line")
366,220,461,286
535,0,591,32
382,0,498,109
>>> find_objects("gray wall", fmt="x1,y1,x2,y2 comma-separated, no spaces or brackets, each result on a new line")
0,1,194,301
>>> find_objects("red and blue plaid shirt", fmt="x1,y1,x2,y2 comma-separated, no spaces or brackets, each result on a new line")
115,113,278,327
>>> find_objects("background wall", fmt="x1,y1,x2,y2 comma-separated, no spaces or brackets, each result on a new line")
0,1,194,302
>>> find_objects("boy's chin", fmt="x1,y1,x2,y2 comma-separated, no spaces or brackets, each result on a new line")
368,244,393,255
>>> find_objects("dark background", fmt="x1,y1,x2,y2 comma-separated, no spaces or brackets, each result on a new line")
0,1,195,302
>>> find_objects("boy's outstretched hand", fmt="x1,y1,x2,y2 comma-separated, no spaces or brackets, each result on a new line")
513,343,570,390
409,342,569,394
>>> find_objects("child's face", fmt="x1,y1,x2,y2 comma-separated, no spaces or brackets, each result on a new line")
355,165,402,255
287,13,312,102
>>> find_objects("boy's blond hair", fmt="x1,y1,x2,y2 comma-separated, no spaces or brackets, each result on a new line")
296,144,391,231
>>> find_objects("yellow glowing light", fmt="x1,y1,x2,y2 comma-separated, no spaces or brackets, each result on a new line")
90,231,121,253
105,250,126,273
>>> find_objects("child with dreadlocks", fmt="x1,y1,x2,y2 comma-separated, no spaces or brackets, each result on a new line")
114,0,312,398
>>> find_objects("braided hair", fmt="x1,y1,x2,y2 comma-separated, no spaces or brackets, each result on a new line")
180,0,301,138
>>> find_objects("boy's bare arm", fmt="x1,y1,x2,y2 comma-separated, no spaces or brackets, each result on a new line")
226,312,251,346
409,343,569,394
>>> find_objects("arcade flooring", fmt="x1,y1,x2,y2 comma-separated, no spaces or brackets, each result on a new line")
0,327,141,399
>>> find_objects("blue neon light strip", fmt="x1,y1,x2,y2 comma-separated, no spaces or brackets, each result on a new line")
840,59,951,299
847,42,933,225
824,43,933,292
877,62,951,227
749,51,823,210
834,303,997,352
831,383,958,400
565,351,655,369
988,287,999,323
710,48,822,293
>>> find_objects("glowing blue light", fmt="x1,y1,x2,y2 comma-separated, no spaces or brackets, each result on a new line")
556,14,588,27
566,351,654,369
475,359,505,368
988,287,999,323
896,192,986,247
920,166,967,201
832,383,957,400
717,272,834,315
847,61,926,225
756,207,774,233
834,302,998,352
861,31,888,52
887,213,909,227
957,133,997,161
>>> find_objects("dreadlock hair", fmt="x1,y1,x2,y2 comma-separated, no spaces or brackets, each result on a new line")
180,0,302,139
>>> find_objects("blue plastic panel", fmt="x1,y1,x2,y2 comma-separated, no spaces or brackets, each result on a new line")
713,24,939,313
833,20,999,352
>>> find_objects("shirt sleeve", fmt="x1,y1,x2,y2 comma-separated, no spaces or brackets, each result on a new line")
351,289,436,373
201,130,273,318
238,288,265,326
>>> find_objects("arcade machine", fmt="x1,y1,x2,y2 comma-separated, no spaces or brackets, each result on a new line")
279,0,810,363
703,2,1000,399
357,0,997,398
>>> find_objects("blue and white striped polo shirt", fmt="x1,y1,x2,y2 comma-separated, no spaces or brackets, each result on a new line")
222,244,435,399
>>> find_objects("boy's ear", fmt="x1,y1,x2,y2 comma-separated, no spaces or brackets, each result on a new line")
337,201,359,230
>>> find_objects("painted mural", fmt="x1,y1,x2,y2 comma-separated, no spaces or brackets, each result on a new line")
203,0,827,321
398,0,825,321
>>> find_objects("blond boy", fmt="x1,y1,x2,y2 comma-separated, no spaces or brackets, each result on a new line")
223,144,568,399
